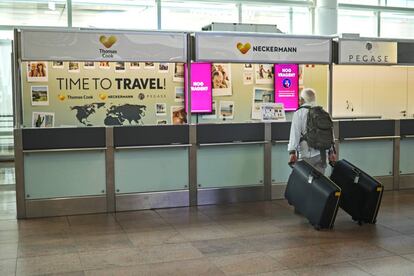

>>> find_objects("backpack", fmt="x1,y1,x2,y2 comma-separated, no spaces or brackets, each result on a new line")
301,106,334,151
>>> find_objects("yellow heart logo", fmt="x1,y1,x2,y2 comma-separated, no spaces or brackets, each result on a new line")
237,42,251,54
99,93,107,100
58,94,66,101
99,35,117,48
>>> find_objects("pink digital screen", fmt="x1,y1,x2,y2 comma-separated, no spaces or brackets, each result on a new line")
274,64,299,111
185,63,212,113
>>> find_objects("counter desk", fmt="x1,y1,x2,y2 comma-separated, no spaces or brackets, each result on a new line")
15,119,409,218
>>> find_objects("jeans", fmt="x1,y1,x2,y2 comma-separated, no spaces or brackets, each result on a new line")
302,154,326,175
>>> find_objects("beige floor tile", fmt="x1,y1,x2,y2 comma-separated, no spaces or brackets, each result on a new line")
16,253,82,276
134,243,203,264
242,232,305,252
293,262,371,276
210,252,287,276
351,255,414,276
251,269,297,276
84,258,224,276
0,230,19,244
73,233,133,253
373,235,414,254
68,213,117,226
192,237,257,257
127,228,186,246
18,237,77,258
175,223,237,241
114,210,161,222
220,220,284,237
79,247,139,270
0,258,16,276
0,220,18,231
0,243,17,260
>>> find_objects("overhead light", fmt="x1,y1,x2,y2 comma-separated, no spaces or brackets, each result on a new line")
48,1,56,11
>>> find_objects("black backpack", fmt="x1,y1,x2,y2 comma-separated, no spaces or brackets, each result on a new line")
301,106,334,151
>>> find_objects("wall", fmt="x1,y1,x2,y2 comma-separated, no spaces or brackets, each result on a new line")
333,65,414,119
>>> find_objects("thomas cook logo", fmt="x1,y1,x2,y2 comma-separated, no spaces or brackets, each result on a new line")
99,35,117,48
366,42,373,51
237,42,251,54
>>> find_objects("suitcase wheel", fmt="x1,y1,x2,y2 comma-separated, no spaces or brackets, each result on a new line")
358,221,363,226
314,225,321,231
371,220,377,224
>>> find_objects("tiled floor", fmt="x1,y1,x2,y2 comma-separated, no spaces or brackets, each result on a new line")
2,190,414,275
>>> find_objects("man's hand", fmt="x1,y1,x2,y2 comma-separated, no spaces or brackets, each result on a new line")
289,153,297,166
328,151,337,166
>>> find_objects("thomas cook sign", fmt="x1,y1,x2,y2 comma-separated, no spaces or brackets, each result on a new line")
195,33,331,63
339,40,397,64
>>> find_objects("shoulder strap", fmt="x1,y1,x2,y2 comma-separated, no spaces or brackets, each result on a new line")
297,105,311,111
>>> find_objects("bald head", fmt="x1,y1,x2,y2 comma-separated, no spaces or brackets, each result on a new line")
300,88,316,105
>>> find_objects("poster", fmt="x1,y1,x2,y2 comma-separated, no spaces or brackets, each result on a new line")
274,64,299,111
84,62,95,69
261,103,286,122
27,62,48,82
251,87,274,120
173,63,184,82
159,63,169,73
219,101,234,119
52,61,63,69
255,64,273,84
31,86,49,106
299,65,304,85
68,62,80,73
22,61,185,127
185,62,212,113
171,106,187,125
212,63,232,96
155,103,166,116
32,112,54,127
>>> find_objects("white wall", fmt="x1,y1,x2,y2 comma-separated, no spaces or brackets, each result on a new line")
333,65,414,119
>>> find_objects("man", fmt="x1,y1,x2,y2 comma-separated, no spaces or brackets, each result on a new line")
288,88,336,174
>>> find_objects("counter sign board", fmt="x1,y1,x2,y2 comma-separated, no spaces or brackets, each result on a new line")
195,33,331,64
339,40,397,64
20,29,187,62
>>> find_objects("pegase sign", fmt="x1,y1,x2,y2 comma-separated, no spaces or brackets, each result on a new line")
339,40,397,64
20,29,187,62
195,33,331,63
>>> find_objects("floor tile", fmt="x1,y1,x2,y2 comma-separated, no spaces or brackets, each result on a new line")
79,247,139,270
84,258,224,276
68,213,117,226
293,262,371,276
192,237,257,257
351,255,414,276
134,242,204,264
73,233,133,253
18,237,77,258
373,234,414,255
16,253,82,276
0,243,17,260
126,228,186,246
0,258,16,276
210,252,287,275
175,223,237,241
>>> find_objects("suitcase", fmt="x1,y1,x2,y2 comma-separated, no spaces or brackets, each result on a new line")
330,159,383,225
285,160,341,230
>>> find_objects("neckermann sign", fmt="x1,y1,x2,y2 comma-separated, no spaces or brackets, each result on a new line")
339,40,397,64
20,29,187,62
194,33,331,64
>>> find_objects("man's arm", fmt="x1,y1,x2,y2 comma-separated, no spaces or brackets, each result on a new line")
287,112,301,164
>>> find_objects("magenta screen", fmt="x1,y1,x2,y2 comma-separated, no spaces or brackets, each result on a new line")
185,63,212,113
274,64,299,111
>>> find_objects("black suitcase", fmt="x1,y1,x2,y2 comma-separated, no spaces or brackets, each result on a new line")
285,160,341,230
330,159,383,225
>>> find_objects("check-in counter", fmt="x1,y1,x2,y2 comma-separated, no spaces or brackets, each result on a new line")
18,127,107,217
271,122,291,199
337,120,397,190
196,123,266,204
399,119,414,189
113,125,190,210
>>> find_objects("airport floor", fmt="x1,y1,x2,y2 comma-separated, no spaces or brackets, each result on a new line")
2,189,414,275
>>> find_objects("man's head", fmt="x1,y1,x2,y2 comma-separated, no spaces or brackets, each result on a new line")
299,88,316,106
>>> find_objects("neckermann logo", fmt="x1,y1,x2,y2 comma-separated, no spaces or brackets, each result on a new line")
236,42,297,55
347,41,390,63
99,35,118,58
